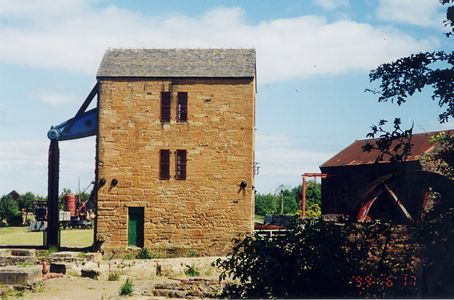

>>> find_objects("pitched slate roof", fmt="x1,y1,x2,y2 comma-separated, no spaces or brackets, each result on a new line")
96,48,256,78
320,130,454,168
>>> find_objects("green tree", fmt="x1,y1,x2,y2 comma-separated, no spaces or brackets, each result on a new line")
423,132,454,179
364,1,454,296
364,0,453,160
255,184,322,217
0,195,20,224
18,192,36,212
255,193,279,216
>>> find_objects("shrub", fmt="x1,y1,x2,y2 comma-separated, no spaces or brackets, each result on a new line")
184,265,200,277
120,278,133,295
136,248,157,259
215,219,420,298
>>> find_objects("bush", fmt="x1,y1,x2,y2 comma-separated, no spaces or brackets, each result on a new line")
0,195,20,224
215,219,420,298
136,248,157,259
184,265,200,277
120,278,133,295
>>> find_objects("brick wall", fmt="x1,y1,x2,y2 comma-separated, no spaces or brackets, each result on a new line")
96,78,255,256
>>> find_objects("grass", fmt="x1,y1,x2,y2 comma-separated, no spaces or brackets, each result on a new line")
255,214,264,223
0,226,94,248
108,271,120,281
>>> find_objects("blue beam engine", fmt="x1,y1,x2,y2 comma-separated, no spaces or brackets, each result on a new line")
46,83,98,248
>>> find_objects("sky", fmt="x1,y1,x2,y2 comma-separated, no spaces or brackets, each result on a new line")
0,0,452,196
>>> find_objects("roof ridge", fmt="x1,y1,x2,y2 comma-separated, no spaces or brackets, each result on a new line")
97,48,256,78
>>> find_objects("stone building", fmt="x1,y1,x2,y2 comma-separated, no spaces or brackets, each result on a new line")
95,49,256,256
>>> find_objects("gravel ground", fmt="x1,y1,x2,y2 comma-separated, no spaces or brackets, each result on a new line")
18,256,224,300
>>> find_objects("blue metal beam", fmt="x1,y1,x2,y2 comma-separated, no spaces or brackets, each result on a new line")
47,83,98,141
47,108,97,141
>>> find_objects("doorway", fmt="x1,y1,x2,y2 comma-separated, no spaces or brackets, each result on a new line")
128,207,144,247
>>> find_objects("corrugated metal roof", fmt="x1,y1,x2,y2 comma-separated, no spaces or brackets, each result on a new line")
320,130,454,168
96,48,256,78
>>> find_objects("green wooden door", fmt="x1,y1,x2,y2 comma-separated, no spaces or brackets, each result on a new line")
128,207,144,247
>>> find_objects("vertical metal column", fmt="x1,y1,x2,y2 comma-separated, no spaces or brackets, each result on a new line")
302,176,307,220
47,140,60,248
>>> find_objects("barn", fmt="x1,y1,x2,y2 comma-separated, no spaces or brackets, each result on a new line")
319,130,453,222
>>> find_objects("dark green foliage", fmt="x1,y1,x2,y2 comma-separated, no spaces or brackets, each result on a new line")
218,200,454,298
368,51,453,123
17,192,36,212
364,1,453,161
136,247,157,259
362,119,414,163
0,195,20,224
217,220,353,298
185,265,200,277
215,219,427,298
255,184,321,217
255,193,280,215
120,278,133,295
76,192,90,202
423,132,454,179
416,196,454,297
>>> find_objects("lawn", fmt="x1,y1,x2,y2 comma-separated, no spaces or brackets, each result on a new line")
0,226,94,248
255,214,264,223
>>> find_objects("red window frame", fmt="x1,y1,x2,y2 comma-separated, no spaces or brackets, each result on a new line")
175,150,187,180
177,92,188,122
160,92,171,122
159,150,170,180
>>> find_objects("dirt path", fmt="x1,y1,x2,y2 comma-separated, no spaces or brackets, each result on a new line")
23,276,124,300
18,257,224,299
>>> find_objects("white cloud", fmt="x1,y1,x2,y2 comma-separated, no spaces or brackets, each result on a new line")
0,3,439,83
0,137,96,196
376,0,444,28
0,0,90,20
313,0,350,11
32,90,79,106
255,133,333,193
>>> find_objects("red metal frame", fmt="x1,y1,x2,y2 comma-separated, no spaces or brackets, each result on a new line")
301,173,327,219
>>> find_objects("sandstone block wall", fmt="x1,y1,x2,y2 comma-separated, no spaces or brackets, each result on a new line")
96,78,255,256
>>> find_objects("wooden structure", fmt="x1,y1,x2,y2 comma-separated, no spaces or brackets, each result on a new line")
319,130,453,222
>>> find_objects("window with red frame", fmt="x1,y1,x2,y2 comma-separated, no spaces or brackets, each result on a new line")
159,150,170,180
161,92,171,122
175,150,187,180
177,92,188,122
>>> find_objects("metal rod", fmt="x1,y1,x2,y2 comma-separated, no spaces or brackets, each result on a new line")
47,140,60,248
302,176,306,219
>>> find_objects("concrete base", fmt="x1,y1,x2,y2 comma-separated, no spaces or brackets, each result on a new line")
0,266,41,286
49,251,102,263
0,249,36,267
